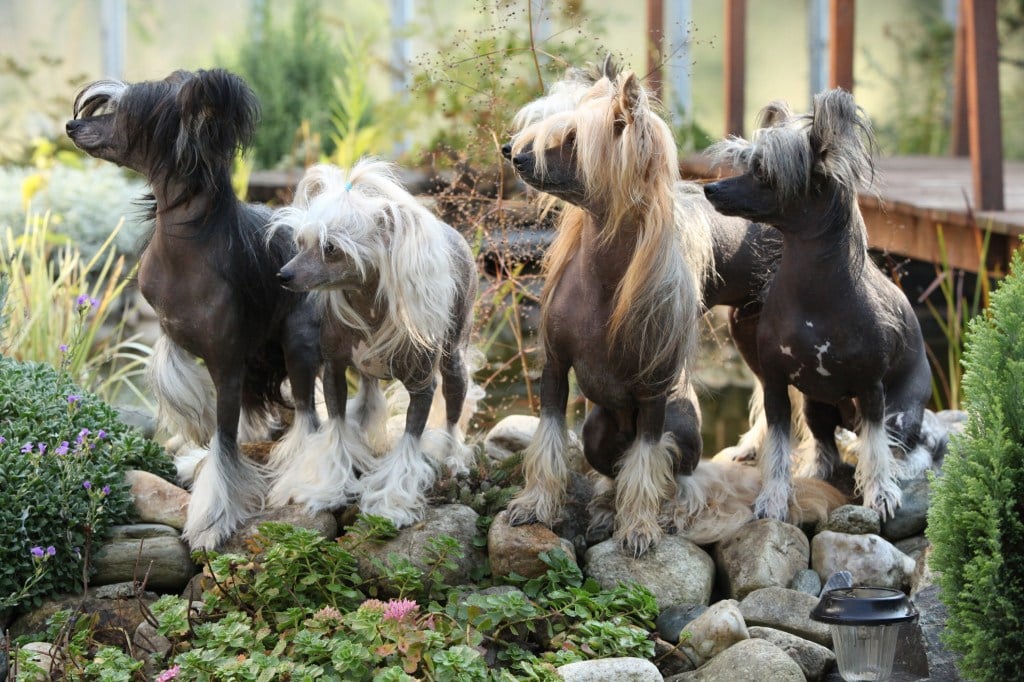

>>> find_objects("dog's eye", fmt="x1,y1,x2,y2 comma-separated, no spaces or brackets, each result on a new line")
323,242,337,258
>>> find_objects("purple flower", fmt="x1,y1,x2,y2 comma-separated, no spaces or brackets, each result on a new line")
45,546,55,557
101,485,111,496
37,443,47,455
82,480,92,490
55,441,69,456
75,294,97,308
30,546,44,559
67,394,81,405
59,344,68,353
96,429,107,440
20,442,33,453
0,435,7,444
76,428,90,444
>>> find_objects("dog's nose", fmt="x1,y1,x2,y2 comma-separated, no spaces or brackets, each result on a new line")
65,119,81,136
501,142,512,160
703,181,720,198
277,269,293,285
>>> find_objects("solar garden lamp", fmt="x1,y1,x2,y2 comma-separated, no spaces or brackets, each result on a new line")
810,586,918,681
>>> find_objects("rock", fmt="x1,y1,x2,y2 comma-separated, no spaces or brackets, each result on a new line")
488,510,575,579
811,531,915,591
220,504,338,555
665,637,805,681
895,534,930,563
132,620,172,661
9,583,159,647
125,469,190,530
816,504,881,535
893,620,931,679
483,414,539,462
92,525,197,592
748,626,835,681
558,656,662,681
585,535,715,609
357,504,482,592
657,604,708,644
911,545,937,597
739,586,832,647
819,570,853,595
788,568,822,596
677,599,748,667
910,582,964,680
115,406,158,440
483,415,584,471
654,635,699,677
880,476,930,541
714,519,809,599
18,642,57,679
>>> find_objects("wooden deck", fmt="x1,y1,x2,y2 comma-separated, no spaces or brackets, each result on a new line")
683,154,1024,275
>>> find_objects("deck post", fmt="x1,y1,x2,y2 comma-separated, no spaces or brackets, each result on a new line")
724,0,747,137
646,0,664,99
964,0,1005,211
829,0,855,91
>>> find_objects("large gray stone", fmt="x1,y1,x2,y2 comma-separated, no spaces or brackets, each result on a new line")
125,469,189,530
715,519,809,599
558,657,662,681
666,637,805,681
816,504,881,535
749,626,835,681
677,599,749,668
221,504,339,555
812,531,915,591
92,525,197,592
357,504,482,591
739,586,832,647
585,535,715,609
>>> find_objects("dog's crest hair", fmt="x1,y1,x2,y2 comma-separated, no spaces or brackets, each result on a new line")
271,158,459,376
708,88,877,267
510,55,620,133
511,71,712,390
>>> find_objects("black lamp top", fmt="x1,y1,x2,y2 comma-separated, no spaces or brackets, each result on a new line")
810,586,919,626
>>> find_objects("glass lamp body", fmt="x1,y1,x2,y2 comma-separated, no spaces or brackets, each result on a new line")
830,622,902,681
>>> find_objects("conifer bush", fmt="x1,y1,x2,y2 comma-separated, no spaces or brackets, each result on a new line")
927,250,1024,680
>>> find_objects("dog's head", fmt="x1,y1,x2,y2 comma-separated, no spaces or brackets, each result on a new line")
504,64,677,212
66,69,259,190
704,88,875,228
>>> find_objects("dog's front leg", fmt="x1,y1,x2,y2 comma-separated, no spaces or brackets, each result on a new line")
358,378,437,527
507,359,571,528
855,384,902,520
182,365,266,550
753,375,795,521
614,397,677,557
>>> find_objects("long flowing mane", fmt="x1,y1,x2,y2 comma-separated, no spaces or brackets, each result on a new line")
272,159,459,373
514,73,712,389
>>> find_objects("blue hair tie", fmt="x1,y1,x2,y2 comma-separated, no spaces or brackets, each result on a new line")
344,181,353,192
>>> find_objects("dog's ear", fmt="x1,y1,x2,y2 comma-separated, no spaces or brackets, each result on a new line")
600,53,619,81
175,69,260,170
808,88,859,156
616,72,645,126
757,100,792,129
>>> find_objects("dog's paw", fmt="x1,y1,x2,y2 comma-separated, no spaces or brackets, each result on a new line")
712,444,757,464
753,483,792,522
862,481,902,521
614,513,662,558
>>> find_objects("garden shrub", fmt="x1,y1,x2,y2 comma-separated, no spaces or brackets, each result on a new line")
927,250,1024,680
0,355,173,616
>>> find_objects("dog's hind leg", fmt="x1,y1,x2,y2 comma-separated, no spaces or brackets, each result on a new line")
507,360,572,528
181,367,267,550
854,384,902,520
614,397,677,557
348,373,390,455
358,378,438,527
794,398,844,480
434,345,474,475
883,351,935,481
148,335,216,485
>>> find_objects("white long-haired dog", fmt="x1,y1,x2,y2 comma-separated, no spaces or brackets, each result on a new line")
268,158,478,527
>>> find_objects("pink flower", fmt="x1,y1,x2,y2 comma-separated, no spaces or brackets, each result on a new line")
155,664,180,682
359,598,387,613
382,598,419,622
